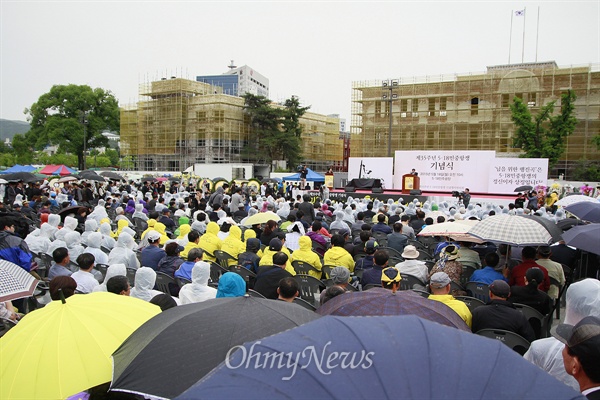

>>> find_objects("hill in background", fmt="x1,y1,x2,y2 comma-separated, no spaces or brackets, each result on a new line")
0,119,29,141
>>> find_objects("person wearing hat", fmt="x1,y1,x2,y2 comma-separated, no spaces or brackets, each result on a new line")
254,252,293,299
428,244,463,285
140,230,166,271
395,245,428,285
319,266,352,305
158,208,176,232
361,249,390,287
469,253,508,285
354,239,378,272
471,279,535,343
536,246,566,300
558,316,600,398
524,279,600,390
380,266,402,293
259,238,295,276
429,271,472,328
509,267,553,316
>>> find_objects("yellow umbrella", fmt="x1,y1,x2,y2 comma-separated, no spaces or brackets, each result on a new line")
242,211,281,226
1,292,160,399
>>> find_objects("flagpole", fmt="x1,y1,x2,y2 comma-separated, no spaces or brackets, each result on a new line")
535,6,540,62
508,10,514,64
521,7,527,63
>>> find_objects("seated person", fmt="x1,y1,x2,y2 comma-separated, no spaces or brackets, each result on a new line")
106,275,131,296
361,250,389,287
354,239,377,272
509,267,552,316
254,252,293,299
277,277,299,303
470,253,508,285
395,245,428,285
48,247,72,280
428,272,472,328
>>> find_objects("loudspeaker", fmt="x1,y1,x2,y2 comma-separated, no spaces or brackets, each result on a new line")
371,187,384,193
410,189,422,195
344,187,355,192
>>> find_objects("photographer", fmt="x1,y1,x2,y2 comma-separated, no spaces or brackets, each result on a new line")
461,188,471,208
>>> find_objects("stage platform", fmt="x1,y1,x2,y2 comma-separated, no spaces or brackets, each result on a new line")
323,189,517,207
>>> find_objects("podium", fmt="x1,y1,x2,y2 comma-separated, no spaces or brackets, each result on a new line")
324,173,334,189
401,174,420,194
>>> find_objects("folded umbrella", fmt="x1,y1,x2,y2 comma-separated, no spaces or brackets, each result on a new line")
177,315,584,400
564,201,600,223
514,185,533,192
0,260,39,302
561,223,600,256
0,292,160,399
317,287,469,331
111,296,320,399
99,171,126,181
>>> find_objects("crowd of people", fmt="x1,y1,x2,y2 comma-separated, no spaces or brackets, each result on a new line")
0,175,599,398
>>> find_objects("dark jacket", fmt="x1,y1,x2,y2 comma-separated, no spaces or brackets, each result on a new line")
253,265,292,299
298,201,315,224
361,264,385,287
471,299,535,343
509,285,552,316
0,230,32,272
387,232,408,255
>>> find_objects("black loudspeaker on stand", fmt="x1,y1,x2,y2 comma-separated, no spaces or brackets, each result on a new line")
371,187,383,193
344,187,355,193
410,189,422,195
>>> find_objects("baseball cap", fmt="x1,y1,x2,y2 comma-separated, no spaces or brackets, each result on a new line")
443,244,459,260
556,316,600,356
365,239,379,254
381,267,402,284
430,272,451,289
269,238,283,252
489,280,510,298
146,230,161,242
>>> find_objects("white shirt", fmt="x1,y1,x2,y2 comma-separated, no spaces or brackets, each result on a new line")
395,259,428,284
71,270,100,294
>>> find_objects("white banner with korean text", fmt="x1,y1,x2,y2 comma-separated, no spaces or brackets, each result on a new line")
393,151,494,192
488,158,548,194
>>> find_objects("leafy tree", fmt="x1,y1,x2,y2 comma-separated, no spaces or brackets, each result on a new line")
104,148,120,166
242,93,309,170
592,135,600,150
572,159,600,181
11,133,35,164
24,84,120,170
510,90,577,167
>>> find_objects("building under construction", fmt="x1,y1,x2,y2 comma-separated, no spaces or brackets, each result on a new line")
120,77,344,173
351,62,600,177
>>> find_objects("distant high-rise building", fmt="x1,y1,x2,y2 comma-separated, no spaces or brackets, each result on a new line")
197,62,269,98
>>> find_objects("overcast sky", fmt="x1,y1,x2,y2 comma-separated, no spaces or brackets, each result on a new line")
1,1,598,125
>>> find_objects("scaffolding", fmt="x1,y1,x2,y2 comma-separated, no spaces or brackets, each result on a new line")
120,78,343,172
351,62,600,176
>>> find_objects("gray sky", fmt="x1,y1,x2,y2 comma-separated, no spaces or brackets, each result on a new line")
1,1,598,125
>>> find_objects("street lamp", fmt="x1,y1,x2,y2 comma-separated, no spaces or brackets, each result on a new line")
382,80,399,157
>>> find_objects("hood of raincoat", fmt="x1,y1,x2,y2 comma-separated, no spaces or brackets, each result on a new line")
125,199,136,213
85,219,98,232
87,232,103,248
117,219,129,233
245,238,261,253
64,216,78,230
94,263,127,292
206,221,219,236
216,272,246,298
48,214,61,228
298,235,313,252
243,229,256,241
65,231,81,247
192,261,211,286
117,232,136,249
178,224,191,239
178,216,189,226
40,223,55,239
99,222,113,236
228,225,242,241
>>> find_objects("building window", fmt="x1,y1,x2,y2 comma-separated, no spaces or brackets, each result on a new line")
385,101,390,115
515,93,523,101
375,101,382,117
501,94,509,108
528,92,537,107
196,111,207,122
471,97,479,116
401,99,408,112
440,97,447,110
428,98,436,116
214,110,224,123
411,99,418,112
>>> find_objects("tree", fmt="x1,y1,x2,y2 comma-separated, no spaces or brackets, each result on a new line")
24,84,120,170
593,134,600,150
242,93,308,170
510,90,577,167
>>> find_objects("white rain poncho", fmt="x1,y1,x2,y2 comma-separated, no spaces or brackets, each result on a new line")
99,222,116,250
65,231,84,260
329,211,348,231
54,216,78,242
524,279,600,390
26,228,51,255
47,214,61,239
130,267,163,302
81,219,98,246
93,263,127,292
343,206,355,224
132,203,148,221
108,232,139,270
88,201,108,224
83,232,109,265
178,261,217,305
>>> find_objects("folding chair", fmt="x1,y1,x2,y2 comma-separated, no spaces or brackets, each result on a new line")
95,264,109,282
229,265,257,289
399,273,426,291
460,264,478,286
513,303,549,340
363,283,381,290
381,246,403,260
209,261,229,284
291,260,321,276
465,281,490,304
126,268,137,287
454,295,486,313
293,297,317,311
476,329,531,355
214,250,237,269
155,271,175,295
247,289,266,299
293,275,325,308
175,277,191,288
372,232,388,247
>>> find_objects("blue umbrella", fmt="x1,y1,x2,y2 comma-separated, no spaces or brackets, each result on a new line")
177,315,584,400
564,202,600,223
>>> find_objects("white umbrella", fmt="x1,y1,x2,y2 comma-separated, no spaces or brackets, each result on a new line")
0,260,39,302
556,194,598,207
467,214,552,246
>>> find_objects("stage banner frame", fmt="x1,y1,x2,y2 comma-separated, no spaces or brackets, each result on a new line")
348,157,394,189
488,157,548,194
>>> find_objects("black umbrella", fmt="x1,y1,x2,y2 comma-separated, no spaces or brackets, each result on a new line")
99,171,125,181
142,177,156,182
557,217,586,232
3,172,41,183
514,185,533,192
57,206,87,221
518,215,563,243
111,296,320,399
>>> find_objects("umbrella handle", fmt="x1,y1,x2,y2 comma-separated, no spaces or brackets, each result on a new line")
58,289,67,304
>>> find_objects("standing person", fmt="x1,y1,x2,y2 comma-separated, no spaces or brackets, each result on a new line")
461,188,471,208
299,164,308,190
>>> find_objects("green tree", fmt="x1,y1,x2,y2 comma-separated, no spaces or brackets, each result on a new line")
103,148,120,166
242,93,309,169
510,90,577,167
592,135,600,150
281,96,310,168
24,84,120,170
11,133,35,164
